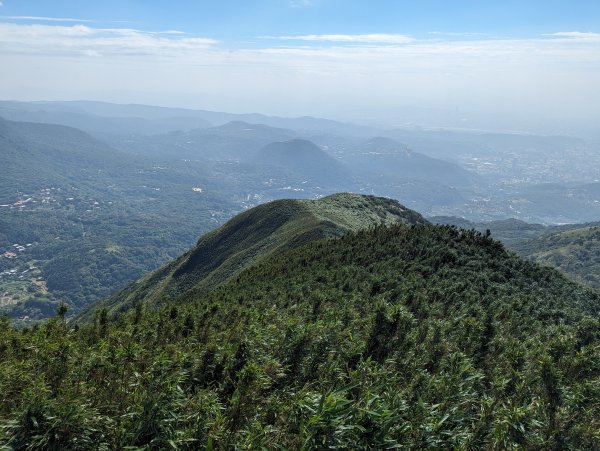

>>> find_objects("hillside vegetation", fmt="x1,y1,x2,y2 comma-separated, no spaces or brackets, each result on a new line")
0,117,131,199
2,117,361,322
0,117,244,321
82,193,425,321
432,216,600,289
1,200,598,449
515,224,600,288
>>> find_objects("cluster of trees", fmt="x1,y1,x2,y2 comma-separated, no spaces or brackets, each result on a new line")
434,216,600,291
0,223,599,448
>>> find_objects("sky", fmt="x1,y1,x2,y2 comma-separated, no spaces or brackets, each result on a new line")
0,0,599,135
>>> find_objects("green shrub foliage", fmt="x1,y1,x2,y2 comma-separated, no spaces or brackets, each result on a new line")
1,224,599,448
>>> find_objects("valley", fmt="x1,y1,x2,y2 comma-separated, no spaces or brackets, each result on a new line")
2,102,600,322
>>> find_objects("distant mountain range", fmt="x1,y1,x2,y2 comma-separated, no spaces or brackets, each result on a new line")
106,120,298,161
3,100,600,323
0,100,380,137
2,113,468,321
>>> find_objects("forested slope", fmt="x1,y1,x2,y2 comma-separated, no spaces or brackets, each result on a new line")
431,215,600,289
1,221,598,449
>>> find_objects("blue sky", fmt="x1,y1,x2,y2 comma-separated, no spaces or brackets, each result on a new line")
3,0,600,43
0,1,599,134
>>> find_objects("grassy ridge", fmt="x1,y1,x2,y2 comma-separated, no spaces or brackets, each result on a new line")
81,193,425,320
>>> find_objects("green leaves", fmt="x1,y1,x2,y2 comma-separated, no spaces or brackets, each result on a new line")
1,223,599,448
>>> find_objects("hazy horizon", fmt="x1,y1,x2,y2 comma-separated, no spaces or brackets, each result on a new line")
1,1,599,138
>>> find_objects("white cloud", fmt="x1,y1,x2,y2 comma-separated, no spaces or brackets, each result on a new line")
273,33,414,44
0,15,93,22
544,31,600,41
428,31,490,37
0,23,217,57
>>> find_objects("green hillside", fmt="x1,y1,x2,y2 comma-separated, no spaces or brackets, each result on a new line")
431,216,600,288
514,224,600,288
1,211,598,449
82,193,426,320
0,117,134,200
0,117,243,321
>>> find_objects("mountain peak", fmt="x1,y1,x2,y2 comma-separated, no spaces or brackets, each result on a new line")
253,138,351,185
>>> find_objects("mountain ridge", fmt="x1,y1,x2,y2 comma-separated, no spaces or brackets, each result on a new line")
3,198,599,448
79,193,426,320
0,100,381,137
